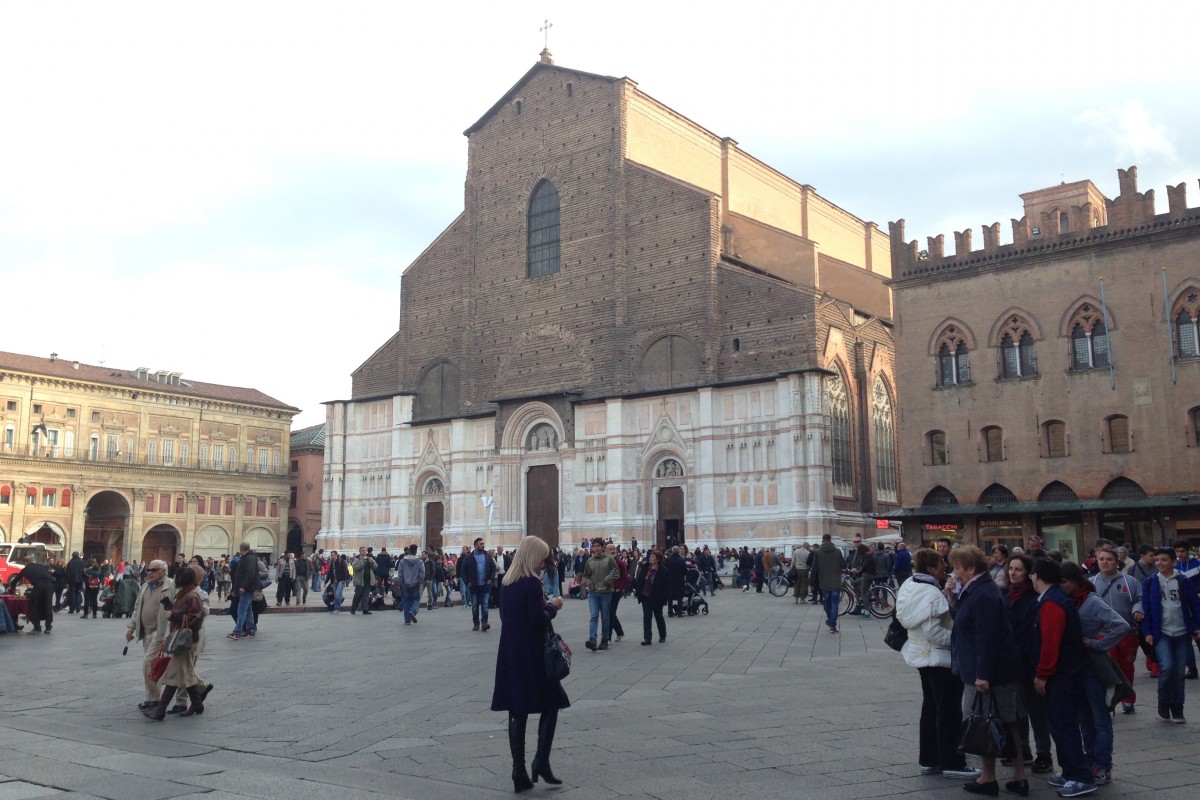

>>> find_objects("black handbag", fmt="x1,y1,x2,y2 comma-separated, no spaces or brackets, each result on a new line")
543,622,572,681
958,692,1007,757
883,612,908,652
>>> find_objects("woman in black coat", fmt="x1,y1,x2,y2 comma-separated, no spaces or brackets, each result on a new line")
492,536,569,793
633,550,669,644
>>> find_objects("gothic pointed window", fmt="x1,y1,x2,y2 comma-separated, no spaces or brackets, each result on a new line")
527,180,560,278
1068,303,1111,370
1173,290,1200,358
1001,329,1037,380
826,371,853,497
872,379,897,503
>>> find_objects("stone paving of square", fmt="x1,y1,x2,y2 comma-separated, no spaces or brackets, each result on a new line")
1,579,1197,799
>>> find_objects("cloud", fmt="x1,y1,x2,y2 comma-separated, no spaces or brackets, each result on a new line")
1074,100,1177,164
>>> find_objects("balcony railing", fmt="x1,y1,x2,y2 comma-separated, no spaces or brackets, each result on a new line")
0,444,290,476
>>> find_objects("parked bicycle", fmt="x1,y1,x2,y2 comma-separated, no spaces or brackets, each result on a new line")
836,573,896,619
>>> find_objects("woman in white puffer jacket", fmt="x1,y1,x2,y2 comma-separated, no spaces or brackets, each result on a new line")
895,548,976,779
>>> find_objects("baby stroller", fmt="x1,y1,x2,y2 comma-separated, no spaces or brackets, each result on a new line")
682,567,710,616
368,584,389,611
99,586,117,618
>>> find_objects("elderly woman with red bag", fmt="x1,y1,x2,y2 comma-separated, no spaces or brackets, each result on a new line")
144,565,206,721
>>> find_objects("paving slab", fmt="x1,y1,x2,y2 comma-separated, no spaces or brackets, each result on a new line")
1,585,1197,798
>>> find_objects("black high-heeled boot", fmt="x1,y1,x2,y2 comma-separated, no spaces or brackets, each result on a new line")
143,686,177,721
530,709,562,785
180,686,205,717
508,713,533,793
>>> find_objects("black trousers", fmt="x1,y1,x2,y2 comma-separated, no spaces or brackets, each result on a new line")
917,666,967,770
609,592,624,637
641,599,666,642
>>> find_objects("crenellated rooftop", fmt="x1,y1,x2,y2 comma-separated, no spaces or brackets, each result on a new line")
888,166,1200,282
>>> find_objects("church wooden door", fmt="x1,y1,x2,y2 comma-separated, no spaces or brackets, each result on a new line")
425,502,444,553
656,486,684,551
526,465,560,549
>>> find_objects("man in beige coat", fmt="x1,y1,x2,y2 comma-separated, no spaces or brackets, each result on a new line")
125,560,173,710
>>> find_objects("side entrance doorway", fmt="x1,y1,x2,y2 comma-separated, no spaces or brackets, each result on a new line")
425,502,444,552
656,486,684,551
526,465,559,549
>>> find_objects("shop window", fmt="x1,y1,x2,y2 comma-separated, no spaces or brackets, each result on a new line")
979,483,1018,505
1038,481,1079,502
922,486,959,506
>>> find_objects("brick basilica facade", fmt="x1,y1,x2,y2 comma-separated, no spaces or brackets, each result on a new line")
321,53,898,554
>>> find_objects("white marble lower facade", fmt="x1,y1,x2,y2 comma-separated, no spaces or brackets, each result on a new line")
319,372,874,554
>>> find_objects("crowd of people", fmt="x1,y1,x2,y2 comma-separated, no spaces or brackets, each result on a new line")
6,529,1199,797
893,534,1200,798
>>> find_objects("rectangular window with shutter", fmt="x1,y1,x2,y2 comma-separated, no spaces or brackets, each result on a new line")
985,428,1004,462
1109,417,1130,453
1046,422,1067,457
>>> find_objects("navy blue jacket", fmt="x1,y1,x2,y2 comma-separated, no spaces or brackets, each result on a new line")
1033,584,1084,680
951,571,1021,685
1005,584,1039,680
1140,571,1200,643
491,577,570,715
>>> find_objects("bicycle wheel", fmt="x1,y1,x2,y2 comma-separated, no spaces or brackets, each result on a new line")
868,584,897,619
837,588,854,617
768,576,788,597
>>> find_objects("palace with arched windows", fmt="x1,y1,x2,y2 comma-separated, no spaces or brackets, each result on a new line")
0,351,297,563
887,167,1200,556
322,53,898,554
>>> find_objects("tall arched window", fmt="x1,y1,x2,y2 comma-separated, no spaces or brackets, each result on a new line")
872,379,897,502
826,371,853,497
527,180,560,278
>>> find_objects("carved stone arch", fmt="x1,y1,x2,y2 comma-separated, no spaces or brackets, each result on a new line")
634,331,703,391
499,402,565,453
927,318,977,357
411,466,449,526
518,167,567,199
1059,295,1116,337
642,443,690,481
988,307,1044,345
1168,280,1200,317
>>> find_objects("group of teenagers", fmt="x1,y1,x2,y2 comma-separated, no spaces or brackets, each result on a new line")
894,537,1200,798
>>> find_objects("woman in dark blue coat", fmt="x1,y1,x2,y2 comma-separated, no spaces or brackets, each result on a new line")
492,536,570,792
950,545,1027,796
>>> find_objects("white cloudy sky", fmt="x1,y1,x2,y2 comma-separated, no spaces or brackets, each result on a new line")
2,1,1197,428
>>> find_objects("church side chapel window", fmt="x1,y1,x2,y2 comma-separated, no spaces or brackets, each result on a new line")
1173,290,1200,358
527,180,561,278
826,371,853,497
872,379,897,503
1068,304,1110,370
526,423,559,452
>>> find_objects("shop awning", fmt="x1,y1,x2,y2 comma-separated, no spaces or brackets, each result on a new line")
876,495,1197,520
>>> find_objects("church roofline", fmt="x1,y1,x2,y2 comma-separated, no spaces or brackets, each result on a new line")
400,212,466,277
463,62,621,136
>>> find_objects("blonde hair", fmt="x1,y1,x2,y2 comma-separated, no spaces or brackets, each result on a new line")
503,536,550,585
